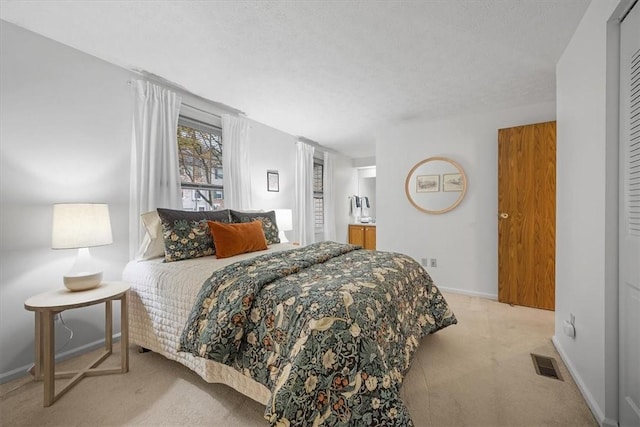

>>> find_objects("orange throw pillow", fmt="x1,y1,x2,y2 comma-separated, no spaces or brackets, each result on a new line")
208,220,268,259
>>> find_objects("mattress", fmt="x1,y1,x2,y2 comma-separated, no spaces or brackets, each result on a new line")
122,243,299,405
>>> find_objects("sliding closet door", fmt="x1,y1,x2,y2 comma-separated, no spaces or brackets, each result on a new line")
619,2,640,425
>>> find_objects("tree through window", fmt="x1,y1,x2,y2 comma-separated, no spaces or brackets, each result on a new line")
177,117,223,211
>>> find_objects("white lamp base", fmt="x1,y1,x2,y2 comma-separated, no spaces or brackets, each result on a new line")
64,272,102,291
63,247,103,291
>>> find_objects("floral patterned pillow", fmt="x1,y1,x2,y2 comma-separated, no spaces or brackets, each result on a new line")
229,210,280,245
157,208,231,262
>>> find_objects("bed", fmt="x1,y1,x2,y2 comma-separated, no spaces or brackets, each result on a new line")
123,211,456,426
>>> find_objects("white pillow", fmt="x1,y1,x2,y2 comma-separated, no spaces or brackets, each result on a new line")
136,210,165,260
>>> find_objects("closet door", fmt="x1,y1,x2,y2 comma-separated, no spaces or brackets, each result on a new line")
498,121,556,310
619,2,640,425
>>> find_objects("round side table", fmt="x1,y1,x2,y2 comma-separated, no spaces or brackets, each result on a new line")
24,281,130,407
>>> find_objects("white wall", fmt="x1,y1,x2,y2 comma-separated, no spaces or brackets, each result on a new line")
248,120,296,241
554,1,621,425
376,102,555,298
0,21,133,380
247,123,356,243
0,21,355,381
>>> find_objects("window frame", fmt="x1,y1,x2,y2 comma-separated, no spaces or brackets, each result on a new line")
177,115,224,211
313,158,324,231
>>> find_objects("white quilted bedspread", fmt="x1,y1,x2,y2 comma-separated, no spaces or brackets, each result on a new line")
122,244,298,405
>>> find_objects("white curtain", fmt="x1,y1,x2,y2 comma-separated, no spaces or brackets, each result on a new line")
323,151,336,241
222,114,252,210
295,141,315,246
129,80,182,258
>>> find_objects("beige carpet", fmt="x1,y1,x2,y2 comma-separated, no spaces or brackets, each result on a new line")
0,292,597,427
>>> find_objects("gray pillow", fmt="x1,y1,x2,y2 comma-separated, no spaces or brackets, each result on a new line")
229,210,280,245
157,208,231,262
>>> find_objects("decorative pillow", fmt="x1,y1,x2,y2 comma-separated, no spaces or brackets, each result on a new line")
136,210,165,260
229,210,280,245
207,220,268,259
157,208,231,262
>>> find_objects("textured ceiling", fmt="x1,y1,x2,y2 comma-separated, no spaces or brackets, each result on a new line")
0,0,590,158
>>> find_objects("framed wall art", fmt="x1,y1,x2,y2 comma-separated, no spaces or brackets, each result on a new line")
267,170,279,192
416,175,440,193
443,173,464,192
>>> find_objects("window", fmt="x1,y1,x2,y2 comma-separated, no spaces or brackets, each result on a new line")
313,160,324,229
177,116,223,211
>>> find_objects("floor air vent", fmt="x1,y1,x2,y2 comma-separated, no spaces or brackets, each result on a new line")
531,354,563,381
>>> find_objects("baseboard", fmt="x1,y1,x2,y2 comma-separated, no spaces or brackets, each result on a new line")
437,286,498,301
0,333,122,384
551,336,611,426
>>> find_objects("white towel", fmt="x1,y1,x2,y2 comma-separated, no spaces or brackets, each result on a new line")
361,200,369,218
349,196,360,221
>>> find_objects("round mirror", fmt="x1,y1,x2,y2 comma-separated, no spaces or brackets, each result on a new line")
405,156,467,214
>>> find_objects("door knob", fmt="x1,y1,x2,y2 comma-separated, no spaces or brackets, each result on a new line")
499,212,509,219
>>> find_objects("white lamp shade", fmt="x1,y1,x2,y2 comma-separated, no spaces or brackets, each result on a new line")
274,209,293,231
52,203,113,249
274,209,293,244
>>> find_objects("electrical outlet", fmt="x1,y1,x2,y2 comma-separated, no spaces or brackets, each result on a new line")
421,258,429,266
430,258,437,268
563,313,577,338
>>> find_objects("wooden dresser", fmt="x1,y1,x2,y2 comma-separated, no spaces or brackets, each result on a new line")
348,224,376,250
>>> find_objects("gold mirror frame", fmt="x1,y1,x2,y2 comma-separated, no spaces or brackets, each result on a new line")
405,156,467,214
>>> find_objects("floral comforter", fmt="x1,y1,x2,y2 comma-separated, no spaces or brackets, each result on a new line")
180,241,456,426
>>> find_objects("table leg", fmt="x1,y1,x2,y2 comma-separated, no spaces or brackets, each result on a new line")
121,292,129,373
42,311,55,407
105,300,112,354
34,311,42,379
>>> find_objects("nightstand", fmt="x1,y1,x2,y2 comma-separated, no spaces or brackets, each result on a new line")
24,281,130,407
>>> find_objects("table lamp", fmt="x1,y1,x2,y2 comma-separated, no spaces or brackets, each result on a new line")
51,203,113,291
274,209,293,243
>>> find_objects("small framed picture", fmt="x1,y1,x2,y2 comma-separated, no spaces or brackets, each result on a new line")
267,170,279,192
443,173,464,192
416,175,440,193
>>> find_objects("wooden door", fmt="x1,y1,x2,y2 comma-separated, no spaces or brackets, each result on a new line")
498,121,556,310
349,225,365,247
364,226,376,250
348,225,376,250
